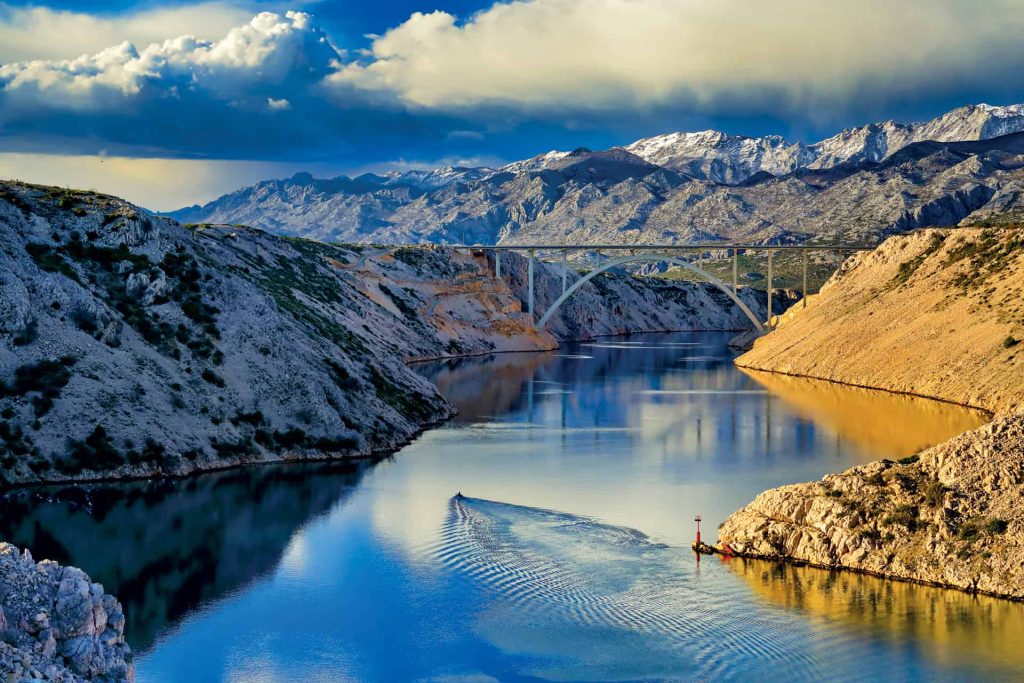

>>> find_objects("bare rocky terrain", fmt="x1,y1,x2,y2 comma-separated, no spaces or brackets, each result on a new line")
717,226,1024,598
0,180,768,487
0,543,131,682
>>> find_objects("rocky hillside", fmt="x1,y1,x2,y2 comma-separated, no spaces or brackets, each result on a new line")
737,226,1024,414
0,543,132,682
717,413,1024,600
169,104,1024,245
0,181,767,485
717,225,1024,598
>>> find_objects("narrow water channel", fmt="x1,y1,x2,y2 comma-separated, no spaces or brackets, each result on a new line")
3,332,1015,682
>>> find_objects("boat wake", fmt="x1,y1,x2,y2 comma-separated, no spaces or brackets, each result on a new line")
431,496,828,681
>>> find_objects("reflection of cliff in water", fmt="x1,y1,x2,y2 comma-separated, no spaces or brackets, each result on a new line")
724,556,1024,675
0,459,374,652
739,368,988,459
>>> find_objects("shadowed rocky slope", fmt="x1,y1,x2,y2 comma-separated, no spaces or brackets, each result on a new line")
0,543,132,682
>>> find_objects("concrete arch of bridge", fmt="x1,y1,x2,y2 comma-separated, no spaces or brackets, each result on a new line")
535,254,765,333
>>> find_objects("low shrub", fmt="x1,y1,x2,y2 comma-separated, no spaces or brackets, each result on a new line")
884,505,919,531
923,479,947,507
200,369,226,388
985,518,1009,534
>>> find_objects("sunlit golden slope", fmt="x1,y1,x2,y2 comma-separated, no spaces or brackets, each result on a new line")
738,227,1024,414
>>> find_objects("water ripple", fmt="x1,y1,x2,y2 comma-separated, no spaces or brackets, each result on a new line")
432,496,831,681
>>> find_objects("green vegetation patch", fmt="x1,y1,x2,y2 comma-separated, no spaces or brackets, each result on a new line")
943,231,1024,292
368,366,436,422
883,504,920,532
890,233,946,287
378,283,419,320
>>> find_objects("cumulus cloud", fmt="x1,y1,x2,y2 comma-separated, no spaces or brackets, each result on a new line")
0,10,386,159
0,2,252,63
334,0,1024,113
0,10,340,109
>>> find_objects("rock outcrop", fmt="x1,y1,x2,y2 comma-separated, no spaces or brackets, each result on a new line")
717,413,1024,600
737,227,1024,414
0,181,766,485
0,543,131,682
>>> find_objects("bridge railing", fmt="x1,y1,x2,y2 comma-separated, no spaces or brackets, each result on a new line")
451,243,875,329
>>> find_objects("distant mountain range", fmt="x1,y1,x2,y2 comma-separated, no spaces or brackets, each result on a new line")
168,104,1024,245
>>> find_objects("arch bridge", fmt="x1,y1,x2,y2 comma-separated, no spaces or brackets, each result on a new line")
455,243,874,332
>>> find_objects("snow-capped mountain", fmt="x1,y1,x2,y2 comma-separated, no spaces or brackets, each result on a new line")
624,131,816,183
168,103,1024,245
380,165,496,189
499,150,571,174
624,104,1024,182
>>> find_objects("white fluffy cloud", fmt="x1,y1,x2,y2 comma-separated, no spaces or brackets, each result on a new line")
334,0,1024,111
0,10,339,110
0,2,252,63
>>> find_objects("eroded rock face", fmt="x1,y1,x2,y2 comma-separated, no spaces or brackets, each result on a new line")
717,413,1024,599
0,543,132,682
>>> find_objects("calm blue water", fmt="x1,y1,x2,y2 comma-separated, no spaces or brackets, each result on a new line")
3,332,1020,682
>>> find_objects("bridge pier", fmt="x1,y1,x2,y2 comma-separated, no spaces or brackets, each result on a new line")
802,251,808,308
562,249,568,294
732,249,738,295
465,242,871,330
528,249,535,318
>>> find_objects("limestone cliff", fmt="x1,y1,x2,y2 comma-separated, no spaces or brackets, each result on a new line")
720,226,1024,598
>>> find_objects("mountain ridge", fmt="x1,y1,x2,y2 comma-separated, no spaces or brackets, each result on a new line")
167,104,1024,246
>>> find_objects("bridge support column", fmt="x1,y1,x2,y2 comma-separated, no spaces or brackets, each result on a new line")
528,249,535,318
732,249,738,295
767,250,774,327
698,249,703,271
562,249,568,294
495,250,501,278
802,251,808,308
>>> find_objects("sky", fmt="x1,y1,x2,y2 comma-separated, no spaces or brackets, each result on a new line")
1,0,1023,210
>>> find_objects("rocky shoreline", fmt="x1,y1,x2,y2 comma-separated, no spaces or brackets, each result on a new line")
0,543,132,682
715,413,1024,600
716,227,1024,599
